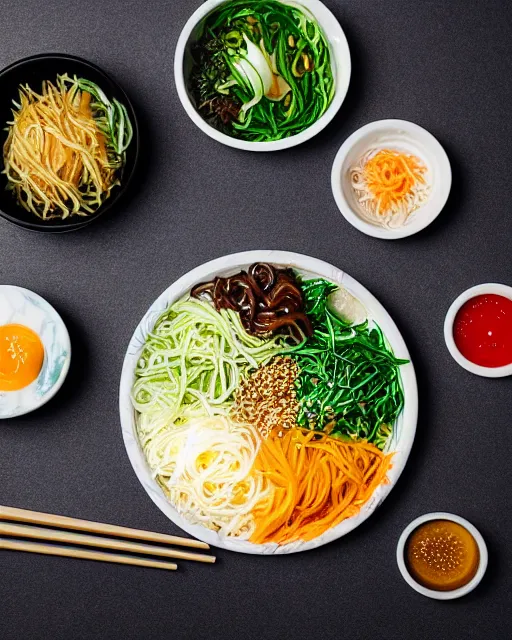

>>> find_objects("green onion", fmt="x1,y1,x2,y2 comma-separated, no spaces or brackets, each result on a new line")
73,76,133,156
281,279,407,449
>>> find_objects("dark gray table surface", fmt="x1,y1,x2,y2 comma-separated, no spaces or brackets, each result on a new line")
1,1,511,639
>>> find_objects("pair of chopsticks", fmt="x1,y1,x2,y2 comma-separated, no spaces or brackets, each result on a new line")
0,505,215,571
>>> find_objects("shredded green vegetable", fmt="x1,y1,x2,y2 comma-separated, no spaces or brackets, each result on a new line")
72,76,133,157
283,279,407,448
132,297,285,431
188,0,335,142
132,277,407,453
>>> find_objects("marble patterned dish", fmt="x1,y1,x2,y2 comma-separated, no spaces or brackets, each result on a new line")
0,286,71,418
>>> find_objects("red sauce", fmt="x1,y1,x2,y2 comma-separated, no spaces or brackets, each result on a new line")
453,294,512,367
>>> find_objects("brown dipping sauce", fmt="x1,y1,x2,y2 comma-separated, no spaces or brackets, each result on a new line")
406,520,480,591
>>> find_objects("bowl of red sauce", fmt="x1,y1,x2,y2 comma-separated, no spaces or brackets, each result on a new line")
444,283,512,377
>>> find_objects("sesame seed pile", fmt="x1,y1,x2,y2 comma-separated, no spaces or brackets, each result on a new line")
232,356,300,438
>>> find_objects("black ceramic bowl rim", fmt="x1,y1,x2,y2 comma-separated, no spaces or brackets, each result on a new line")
0,53,139,233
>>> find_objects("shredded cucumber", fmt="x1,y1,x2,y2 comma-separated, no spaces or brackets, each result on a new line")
132,297,285,446
73,76,133,155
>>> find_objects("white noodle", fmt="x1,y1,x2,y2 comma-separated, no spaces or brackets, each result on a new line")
145,416,270,539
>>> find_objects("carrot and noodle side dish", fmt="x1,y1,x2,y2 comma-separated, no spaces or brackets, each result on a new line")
350,148,430,228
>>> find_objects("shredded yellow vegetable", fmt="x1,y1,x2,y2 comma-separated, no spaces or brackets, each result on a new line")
350,148,430,228
250,428,393,544
3,76,120,219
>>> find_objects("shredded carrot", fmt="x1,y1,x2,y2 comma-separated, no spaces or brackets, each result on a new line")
363,149,426,214
250,428,393,544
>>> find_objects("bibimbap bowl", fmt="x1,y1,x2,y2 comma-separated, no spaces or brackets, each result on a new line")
174,0,351,152
120,251,418,554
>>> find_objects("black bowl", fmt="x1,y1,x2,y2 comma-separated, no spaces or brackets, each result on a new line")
0,53,139,232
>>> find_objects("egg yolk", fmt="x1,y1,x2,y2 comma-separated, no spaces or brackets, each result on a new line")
0,324,44,391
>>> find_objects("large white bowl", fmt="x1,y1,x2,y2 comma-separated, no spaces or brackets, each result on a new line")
119,251,418,553
174,0,351,152
331,119,452,239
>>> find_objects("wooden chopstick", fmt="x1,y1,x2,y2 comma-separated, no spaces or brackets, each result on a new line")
0,505,208,550
0,538,177,571
0,522,215,563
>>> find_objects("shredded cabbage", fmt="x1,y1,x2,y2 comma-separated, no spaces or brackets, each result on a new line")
132,296,284,451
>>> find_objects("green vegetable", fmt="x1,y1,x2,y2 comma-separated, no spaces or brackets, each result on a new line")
282,279,407,449
188,0,335,142
132,297,285,434
69,75,133,157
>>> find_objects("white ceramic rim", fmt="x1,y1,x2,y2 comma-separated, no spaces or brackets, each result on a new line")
396,512,488,600
173,0,351,152
444,283,512,378
119,250,418,553
331,119,452,239
0,285,71,418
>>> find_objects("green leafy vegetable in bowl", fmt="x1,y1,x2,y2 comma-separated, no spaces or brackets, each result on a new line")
283,279,407,449
188,0,335,142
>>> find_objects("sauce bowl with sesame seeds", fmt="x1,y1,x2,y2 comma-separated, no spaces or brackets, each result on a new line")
396,513,488,599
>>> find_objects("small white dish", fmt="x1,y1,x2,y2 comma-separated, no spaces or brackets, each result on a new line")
174,0,351,152
444,283,512,378
396,512,488,600
331,119,452,239
0,286,71,418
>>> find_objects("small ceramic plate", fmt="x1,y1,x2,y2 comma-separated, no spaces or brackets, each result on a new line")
0,286,71,418
331,119,451,239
